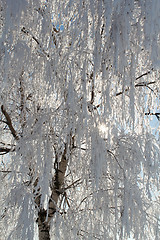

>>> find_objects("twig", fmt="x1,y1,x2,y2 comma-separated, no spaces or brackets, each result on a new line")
135,69,153,80
116,87,129,96
65,178,82,190
0,170,23,173
107,150,125,175
116,70,155,96
0,147,13,155
116,82,156,96
21,27,50,58
53,26,60,33
19,69,26,129
90,72,94,104
135,81,155,87
145,112,160,121
1,105,19,140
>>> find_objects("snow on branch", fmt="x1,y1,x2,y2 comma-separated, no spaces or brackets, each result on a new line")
1,105,19,140
116,70,155,96
21,27,50,58
0,146,13,155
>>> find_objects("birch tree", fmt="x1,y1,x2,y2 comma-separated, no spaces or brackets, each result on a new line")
0,0,160,239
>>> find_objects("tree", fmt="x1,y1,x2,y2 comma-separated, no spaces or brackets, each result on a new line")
0,0,160,239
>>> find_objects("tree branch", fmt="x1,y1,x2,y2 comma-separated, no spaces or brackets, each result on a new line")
0,147,13,155
19,69,26,130
65,178,82,190
145,112,160,121
1,105,19,140
107,149,125,175
135,69,153,80
0,170,23,173
116,70,155,96
116,81,156,96
21,27,50,58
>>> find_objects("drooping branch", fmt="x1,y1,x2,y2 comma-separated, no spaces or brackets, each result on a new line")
88,72,98,112
116,70,155,96
1,105,19,140
21,27,50,58
35,6,59,48
107,149,125,175
19,69,26,130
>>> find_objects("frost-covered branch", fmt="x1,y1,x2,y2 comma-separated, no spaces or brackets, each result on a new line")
107,150,125,176
1,105,19,140
19,69,26,130
116,70,155,96
116,81,156,96
65,178,82,190
135,69,154,80
21,27,50,58
1,1,160,239
0,147,13,155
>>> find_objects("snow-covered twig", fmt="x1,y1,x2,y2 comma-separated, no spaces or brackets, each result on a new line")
1,105,19,140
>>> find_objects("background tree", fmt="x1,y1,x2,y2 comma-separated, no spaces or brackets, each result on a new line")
0,0,160,239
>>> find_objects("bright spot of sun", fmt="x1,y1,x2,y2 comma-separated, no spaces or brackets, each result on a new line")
98,123,108,136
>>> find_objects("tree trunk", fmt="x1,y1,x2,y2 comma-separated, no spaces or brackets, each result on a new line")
39,229,50,240
37,209,50,240
36,147,68,240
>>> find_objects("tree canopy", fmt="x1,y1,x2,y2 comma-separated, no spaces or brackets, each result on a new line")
0,0,160,239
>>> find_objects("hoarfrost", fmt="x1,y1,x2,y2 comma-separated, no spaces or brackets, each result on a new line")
0,1,160,240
